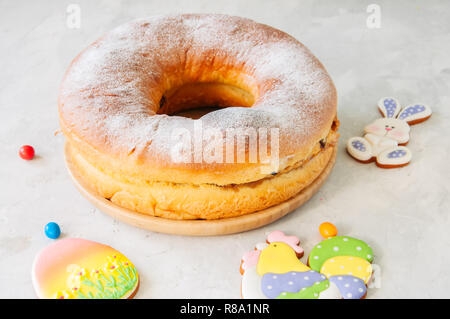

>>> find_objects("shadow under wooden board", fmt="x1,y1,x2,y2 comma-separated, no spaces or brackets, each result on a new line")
65,145,337,236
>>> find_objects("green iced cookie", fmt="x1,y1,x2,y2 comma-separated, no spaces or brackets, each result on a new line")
276,280,330,299
308,236,373,271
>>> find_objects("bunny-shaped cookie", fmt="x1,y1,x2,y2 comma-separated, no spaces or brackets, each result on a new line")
347,97,432,168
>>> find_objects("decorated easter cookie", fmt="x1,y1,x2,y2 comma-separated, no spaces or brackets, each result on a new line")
240,231,368,299
308,236,373,272
321,256,372,284
347,97,432,168
308,235,373,289
329,275,366,299
32,238,139,299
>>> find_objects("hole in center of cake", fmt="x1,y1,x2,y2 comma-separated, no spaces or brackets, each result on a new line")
157,82,255,119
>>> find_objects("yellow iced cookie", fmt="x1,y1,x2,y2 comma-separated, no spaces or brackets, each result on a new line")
257,242,310,276
320,256,372,284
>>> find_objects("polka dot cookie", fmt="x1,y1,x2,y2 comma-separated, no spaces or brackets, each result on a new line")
240,231,370,299
32,238,139,299
320,256,372,284
329,275,367,299
308,236,373,272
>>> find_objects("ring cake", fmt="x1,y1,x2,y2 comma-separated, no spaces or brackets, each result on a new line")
59,14,338,220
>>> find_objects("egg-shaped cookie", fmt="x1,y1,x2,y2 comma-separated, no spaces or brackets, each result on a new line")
32,238,139,299
308,236,373,272
320,256,372,284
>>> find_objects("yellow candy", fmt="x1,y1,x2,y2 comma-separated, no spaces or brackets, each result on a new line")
319,222,338,238
320,256,372,284
257,242,310,276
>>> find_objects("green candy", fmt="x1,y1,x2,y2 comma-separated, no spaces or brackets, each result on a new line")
276,280,330,299
308,236,373,272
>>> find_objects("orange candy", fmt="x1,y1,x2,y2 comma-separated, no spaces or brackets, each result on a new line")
319,222,338,238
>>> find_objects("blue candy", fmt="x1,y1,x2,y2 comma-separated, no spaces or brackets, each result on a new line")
45,222,61,239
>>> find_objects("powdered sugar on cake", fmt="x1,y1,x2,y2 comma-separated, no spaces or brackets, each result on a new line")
59,14,336,165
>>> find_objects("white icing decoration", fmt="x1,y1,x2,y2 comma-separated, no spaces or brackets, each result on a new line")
318,281,341,299
241,267,267,299
255,243,269,251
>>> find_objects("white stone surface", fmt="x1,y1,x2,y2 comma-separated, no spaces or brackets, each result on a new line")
0,0,449,299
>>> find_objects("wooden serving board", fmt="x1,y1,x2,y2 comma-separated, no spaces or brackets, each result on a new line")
65,145,337,236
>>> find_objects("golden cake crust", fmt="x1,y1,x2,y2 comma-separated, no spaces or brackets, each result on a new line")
67,137,337,220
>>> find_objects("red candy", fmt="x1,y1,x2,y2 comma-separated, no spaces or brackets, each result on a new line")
19,145,35,160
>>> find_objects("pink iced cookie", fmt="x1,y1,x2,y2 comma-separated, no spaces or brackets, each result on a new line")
267,230,304,257
241,249,261,271
32,238,139,299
